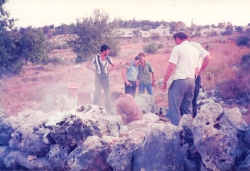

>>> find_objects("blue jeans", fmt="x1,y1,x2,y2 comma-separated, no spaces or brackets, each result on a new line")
139,83,153,95
94,74,111,112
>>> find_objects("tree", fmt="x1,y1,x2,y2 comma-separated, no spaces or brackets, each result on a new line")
142,25,152,31
0,1,48,76
42,25,50,34
68,9,120,60
235,26,243,33
169,21,187,33
17,27,48,64
0,0,21,75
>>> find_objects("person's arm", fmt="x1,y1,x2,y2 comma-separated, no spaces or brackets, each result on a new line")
85,62,96,72
136,79,140,86
122,63,131,86
199,54,211,74
191,42,211,74
148,63,155,86
108,63,116,72
115,103,127,125
57,96,65,112
151,72,155,87
162,63,176,92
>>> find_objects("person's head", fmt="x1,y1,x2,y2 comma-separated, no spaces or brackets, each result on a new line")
111,91,122,102
68,83,78,96
100,44,110,56
173,32,189,45
134,56,141,66
138,52,146,63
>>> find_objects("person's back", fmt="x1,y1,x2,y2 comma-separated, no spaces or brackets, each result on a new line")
170,41,199,80
189,41,209,68
112,92,142,124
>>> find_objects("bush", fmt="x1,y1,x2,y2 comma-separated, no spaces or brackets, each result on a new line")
109,47,120,57
190,32,201,38
151,33,160,40
61,43,69,49
158,43,164,49
209,31,218,37
241,53,250,63
221,31,233,36
246,28,250,35
143,42,158,54
143,37,151,43
236,36,249,46
216,78,244,99
75,54,87,63
216,53,250,101
56,44,62,49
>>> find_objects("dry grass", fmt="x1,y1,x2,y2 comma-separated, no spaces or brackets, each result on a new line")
1,34,250,116
201,42,250,91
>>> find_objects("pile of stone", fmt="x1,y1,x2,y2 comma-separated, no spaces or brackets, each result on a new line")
1,100,250,170
135,93,168,115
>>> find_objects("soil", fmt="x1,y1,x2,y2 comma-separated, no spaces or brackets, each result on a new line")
1,35,250,123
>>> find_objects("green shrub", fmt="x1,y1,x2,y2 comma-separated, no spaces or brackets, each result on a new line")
217,53,250,101
236,36,249,46
190,32,201,38
41,57,52,65
151,33,160,40
61,43,69,49
110,48,120,57
158,43,164,49
132,38,139,44
143,42,158,54
143,37,151,43
209,31,218,37
221,31,233,36
56,44,62,49
241,53,250,63
75,54,86,63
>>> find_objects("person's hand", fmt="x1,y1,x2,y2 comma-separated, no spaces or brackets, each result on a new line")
125,80,132,86
152,81,155,87
136,81,139,86
162,83,167,93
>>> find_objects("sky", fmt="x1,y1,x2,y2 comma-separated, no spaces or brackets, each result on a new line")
4,0,250,28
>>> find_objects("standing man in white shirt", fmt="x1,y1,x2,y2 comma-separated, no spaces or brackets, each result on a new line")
162,32,199,126
188,39,211,117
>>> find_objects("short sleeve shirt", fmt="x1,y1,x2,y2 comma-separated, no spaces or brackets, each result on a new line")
126,61,138,81
138,61,154,84
190,41,209,67
91,54,113,75
169,40,199,80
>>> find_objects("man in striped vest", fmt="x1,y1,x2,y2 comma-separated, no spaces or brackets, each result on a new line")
85,44,115,113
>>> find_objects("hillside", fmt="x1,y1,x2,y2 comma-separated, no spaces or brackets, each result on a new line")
0,34,250,121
